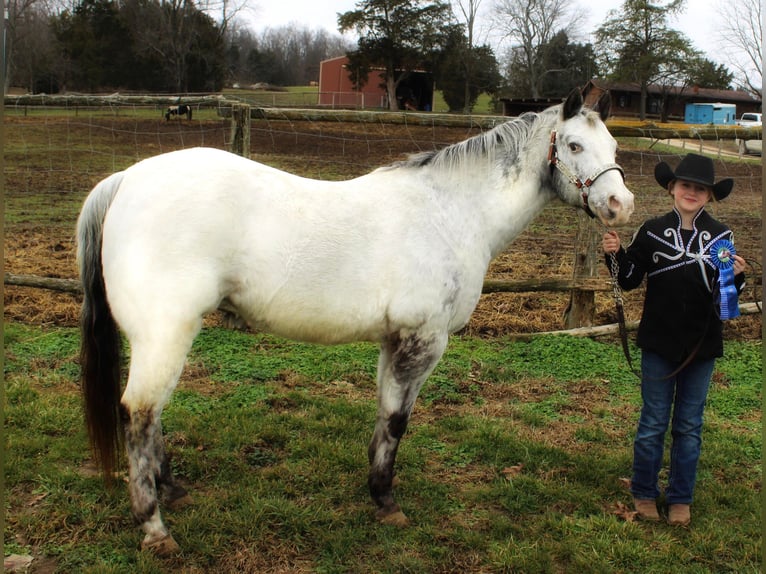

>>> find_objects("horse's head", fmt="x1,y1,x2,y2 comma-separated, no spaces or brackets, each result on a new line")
548,89,634,226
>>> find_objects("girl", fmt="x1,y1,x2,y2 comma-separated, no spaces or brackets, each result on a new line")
602,153,746,526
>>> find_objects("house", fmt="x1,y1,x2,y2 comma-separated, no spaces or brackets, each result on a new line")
499,80,762,120
581,79,761,121
497,97,562,117
317,56,434,110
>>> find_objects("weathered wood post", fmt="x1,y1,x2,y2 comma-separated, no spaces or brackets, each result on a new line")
230,103,251,158
564,211,601,328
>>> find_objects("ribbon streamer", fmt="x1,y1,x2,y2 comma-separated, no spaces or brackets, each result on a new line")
710,240,739,320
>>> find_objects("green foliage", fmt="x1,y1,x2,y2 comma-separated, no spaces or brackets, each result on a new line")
4,324,761,572
686,57,735,90
51,0,133,92
433,27,501,112
49,0,226,93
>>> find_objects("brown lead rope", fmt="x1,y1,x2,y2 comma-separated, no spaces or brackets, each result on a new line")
606,251,642,378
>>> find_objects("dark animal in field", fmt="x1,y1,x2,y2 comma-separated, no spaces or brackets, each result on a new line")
165,104,192,121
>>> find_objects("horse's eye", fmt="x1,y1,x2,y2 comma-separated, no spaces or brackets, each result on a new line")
569,142,582,153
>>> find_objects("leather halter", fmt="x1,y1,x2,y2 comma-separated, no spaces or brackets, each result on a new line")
547,130,625,219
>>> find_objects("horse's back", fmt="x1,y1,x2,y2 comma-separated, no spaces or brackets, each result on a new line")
99,147,482,344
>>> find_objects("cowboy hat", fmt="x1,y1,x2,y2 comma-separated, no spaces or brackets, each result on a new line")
654,153,734,200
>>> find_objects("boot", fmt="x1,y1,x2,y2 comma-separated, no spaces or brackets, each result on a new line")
668,504,691,526
633,498,660,521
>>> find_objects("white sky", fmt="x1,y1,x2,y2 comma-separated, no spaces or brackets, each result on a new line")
246,0,725,66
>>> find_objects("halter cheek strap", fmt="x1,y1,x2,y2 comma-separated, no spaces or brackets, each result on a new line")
547,130,625,219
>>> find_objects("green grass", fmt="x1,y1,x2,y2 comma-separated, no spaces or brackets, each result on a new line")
4,322,761,573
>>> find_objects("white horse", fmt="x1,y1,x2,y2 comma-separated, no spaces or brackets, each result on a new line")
77,89,633,554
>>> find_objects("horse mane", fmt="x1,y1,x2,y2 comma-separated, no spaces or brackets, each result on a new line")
385,106,559,173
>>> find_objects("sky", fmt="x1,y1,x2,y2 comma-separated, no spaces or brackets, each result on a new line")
246,0,726,66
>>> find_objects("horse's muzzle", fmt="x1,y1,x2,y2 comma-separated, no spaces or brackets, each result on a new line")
600,191,634,226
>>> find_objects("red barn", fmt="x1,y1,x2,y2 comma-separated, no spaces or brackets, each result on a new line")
318,56,434,110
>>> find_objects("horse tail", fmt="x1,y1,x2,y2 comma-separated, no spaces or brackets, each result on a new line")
76,171,125,482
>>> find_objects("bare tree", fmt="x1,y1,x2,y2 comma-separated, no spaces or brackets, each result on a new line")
4,0,59,92
197,0,250,38
452,0,484,113
714,0,762,98
491,0,585,98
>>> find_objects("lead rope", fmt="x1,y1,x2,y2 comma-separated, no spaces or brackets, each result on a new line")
605,249,641,378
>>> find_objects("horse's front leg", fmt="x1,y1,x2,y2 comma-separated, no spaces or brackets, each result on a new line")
368,329,448,525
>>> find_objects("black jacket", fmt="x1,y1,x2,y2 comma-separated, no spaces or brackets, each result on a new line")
608,208,745,362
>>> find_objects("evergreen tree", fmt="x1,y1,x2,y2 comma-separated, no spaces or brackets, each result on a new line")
436,27,500,112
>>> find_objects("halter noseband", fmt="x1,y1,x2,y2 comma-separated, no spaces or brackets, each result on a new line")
547,130,625,219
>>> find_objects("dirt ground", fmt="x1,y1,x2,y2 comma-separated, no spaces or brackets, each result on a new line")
4,116,762,341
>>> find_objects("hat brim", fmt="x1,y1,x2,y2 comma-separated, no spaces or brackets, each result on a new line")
654,161,675,189
654,161,734,201
712,178,733,201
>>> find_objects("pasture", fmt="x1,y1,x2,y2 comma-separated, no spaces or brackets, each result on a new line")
4,107,762,573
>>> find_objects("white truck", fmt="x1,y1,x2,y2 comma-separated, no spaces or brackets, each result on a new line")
735,113,762,156
736,112,762,127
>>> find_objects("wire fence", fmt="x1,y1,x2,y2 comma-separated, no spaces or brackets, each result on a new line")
4,96,762,335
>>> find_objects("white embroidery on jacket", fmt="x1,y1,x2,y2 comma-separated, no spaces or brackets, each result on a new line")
645,209,730,292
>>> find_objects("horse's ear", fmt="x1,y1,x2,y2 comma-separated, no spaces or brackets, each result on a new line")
594,91,611,121
562,89,583,120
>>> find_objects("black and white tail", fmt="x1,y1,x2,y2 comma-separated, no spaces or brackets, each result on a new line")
76,171,125,481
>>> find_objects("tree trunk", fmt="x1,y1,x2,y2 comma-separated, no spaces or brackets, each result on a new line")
639,81,648,120
386,71,398,111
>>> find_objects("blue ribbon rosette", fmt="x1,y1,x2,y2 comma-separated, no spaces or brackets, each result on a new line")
710,239,739,320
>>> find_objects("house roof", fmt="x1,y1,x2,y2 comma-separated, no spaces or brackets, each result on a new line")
586,79,760,104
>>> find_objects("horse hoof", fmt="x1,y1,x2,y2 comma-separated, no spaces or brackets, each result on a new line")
376,507,410,527
166,493,194,511
141,533,181,556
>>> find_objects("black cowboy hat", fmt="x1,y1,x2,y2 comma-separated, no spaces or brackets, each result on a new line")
654,153,734,200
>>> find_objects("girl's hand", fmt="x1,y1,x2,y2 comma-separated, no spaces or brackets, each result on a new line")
602,231,621,254
732,254,746,276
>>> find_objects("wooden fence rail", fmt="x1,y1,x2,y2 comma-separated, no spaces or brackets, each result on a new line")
4,273,760,339
3,273,613,296
6,94,761,140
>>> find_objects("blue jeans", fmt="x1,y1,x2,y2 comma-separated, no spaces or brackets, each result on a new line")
631,350,716,505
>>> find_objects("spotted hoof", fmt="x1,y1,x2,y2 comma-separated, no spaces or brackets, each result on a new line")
376,505,410,527
141,533,181,556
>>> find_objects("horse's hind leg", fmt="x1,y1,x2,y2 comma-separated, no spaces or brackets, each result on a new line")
120,320,201,554
368,329,448,525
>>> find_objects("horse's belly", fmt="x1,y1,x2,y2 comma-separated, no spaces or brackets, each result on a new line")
231,290,388,344
229,263,484,345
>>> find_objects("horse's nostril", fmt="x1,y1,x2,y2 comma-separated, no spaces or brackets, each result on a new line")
609,195,622,212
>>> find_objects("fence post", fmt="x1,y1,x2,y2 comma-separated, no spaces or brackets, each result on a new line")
230,103,251,158
564,211,600,328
